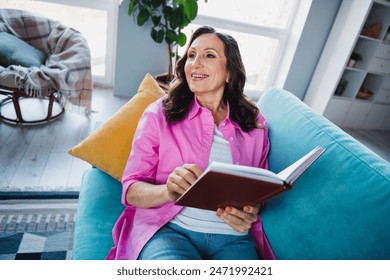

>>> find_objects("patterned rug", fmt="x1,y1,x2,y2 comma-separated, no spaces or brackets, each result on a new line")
0,199,77,260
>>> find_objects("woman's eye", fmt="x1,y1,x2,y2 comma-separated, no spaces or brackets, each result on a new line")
188,53,195,58
206,53,216,58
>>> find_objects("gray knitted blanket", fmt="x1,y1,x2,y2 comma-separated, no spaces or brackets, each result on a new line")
0,9,92,114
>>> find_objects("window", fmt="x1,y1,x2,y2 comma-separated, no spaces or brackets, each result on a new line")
0,0,118,87
180,0,299,100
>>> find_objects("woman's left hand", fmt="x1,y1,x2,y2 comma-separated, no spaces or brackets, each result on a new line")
216,204,261,232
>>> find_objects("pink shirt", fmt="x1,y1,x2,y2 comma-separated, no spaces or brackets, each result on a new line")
106,96,276,260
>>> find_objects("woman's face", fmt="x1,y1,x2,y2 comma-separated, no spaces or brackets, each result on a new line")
184,33,230,98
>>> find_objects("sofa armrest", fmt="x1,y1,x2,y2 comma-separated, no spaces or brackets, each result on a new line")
257,87,390,260
72,168,124,260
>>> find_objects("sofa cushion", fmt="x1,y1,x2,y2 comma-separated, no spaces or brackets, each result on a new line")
257,87,390,260
68,73,165,181
0,31,46,67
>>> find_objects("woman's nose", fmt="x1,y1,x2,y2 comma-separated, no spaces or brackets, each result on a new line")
192,55,203,68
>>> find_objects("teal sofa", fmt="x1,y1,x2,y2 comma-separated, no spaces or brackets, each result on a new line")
72,87,390,260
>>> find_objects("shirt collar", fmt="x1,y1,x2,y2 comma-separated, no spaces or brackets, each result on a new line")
187,96,239,129
187,96,202,120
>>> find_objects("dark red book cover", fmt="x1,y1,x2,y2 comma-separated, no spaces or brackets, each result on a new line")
175,171,289,211
174,146,325,211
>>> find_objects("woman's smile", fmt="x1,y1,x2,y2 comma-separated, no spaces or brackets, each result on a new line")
190,72,209,80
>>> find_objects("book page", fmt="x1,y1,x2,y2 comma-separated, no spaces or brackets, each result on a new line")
207,161,283,185
277,146,326,184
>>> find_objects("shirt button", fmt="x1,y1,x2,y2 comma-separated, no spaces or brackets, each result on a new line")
221,122,226,127
235,162,240,165
229,136,234,141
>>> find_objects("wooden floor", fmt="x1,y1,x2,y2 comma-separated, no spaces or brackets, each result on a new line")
0,87,128,192
0,88,389,193
342,128,390,163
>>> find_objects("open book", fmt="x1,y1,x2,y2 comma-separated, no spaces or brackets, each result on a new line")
174,146,326,211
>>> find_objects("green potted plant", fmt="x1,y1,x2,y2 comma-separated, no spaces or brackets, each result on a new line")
127,0,207,85
348,52,363,68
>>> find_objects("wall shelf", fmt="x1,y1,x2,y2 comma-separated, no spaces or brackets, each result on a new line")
304,0,390,130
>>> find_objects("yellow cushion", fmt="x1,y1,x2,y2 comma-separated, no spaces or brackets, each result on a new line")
68,73,165,181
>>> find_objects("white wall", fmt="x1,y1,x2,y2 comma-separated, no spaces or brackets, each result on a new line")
113,0,168,97
283,0,342,100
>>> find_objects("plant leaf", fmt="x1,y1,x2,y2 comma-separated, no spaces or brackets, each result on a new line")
157,29,165,44
177,32,187,47
165,29,178,44
137,7,150,26
179,16,190,29
162,6,173,20
151,28,164,44
184,0,198,20
169,6,184,29
151,15,161,26
128,0,137,15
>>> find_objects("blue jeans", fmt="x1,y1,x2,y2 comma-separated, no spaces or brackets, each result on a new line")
138,222,259,260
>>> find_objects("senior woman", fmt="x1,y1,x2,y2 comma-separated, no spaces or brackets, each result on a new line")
106,26,275,260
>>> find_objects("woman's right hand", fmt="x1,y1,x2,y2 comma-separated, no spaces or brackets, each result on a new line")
166,163,203,202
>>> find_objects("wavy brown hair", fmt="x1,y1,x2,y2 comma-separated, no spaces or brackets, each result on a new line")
163,26,261,132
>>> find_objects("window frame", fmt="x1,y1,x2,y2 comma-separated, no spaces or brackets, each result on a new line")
190,0,301,99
